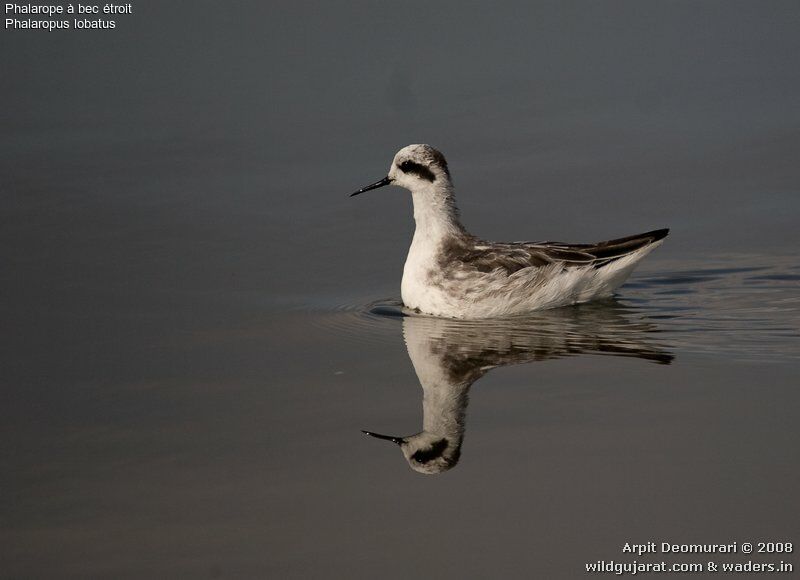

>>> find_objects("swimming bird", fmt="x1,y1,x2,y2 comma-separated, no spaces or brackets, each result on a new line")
351,144,668,319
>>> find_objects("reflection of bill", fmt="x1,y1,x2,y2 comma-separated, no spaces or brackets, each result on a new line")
363,300,673,475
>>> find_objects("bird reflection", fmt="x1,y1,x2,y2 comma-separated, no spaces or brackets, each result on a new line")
363,299,673,475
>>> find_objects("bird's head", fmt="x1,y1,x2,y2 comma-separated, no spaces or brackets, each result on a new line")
350,144,450,197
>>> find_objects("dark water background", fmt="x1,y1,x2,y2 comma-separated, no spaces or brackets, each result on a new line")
2,2,799,578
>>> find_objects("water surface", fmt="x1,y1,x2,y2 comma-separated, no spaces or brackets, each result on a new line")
3,2,800,578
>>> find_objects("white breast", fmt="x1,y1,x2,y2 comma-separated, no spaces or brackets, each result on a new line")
401,230,446,313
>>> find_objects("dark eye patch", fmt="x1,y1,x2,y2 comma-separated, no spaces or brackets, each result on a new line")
399,160,436,182
411,438,449,464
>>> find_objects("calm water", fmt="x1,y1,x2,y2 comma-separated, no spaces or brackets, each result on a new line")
3,2,800,578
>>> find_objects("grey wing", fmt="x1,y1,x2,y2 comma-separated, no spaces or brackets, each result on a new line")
509,228,670,270
453,228,669,275
463,243,595,274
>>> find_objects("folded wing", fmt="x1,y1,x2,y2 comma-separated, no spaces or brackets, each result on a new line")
463,228,669,274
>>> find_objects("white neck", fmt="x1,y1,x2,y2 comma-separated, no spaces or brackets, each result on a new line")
401,179,470,313
409,180,466,243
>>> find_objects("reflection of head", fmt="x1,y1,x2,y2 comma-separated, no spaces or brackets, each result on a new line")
403,433,460,475
364,300,674,475
364,430,461,475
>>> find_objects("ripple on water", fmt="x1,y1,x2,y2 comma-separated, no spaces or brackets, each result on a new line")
302,297,406,347
621,255,800,361
308,296,676,365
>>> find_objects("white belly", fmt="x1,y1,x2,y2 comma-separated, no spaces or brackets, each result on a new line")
401,242,662,319
401,247,449,314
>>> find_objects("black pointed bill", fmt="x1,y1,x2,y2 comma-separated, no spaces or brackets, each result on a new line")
362,430,405,445
350,176,392,197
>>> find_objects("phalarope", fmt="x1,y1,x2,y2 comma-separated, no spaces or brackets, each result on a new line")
351,144,668,319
